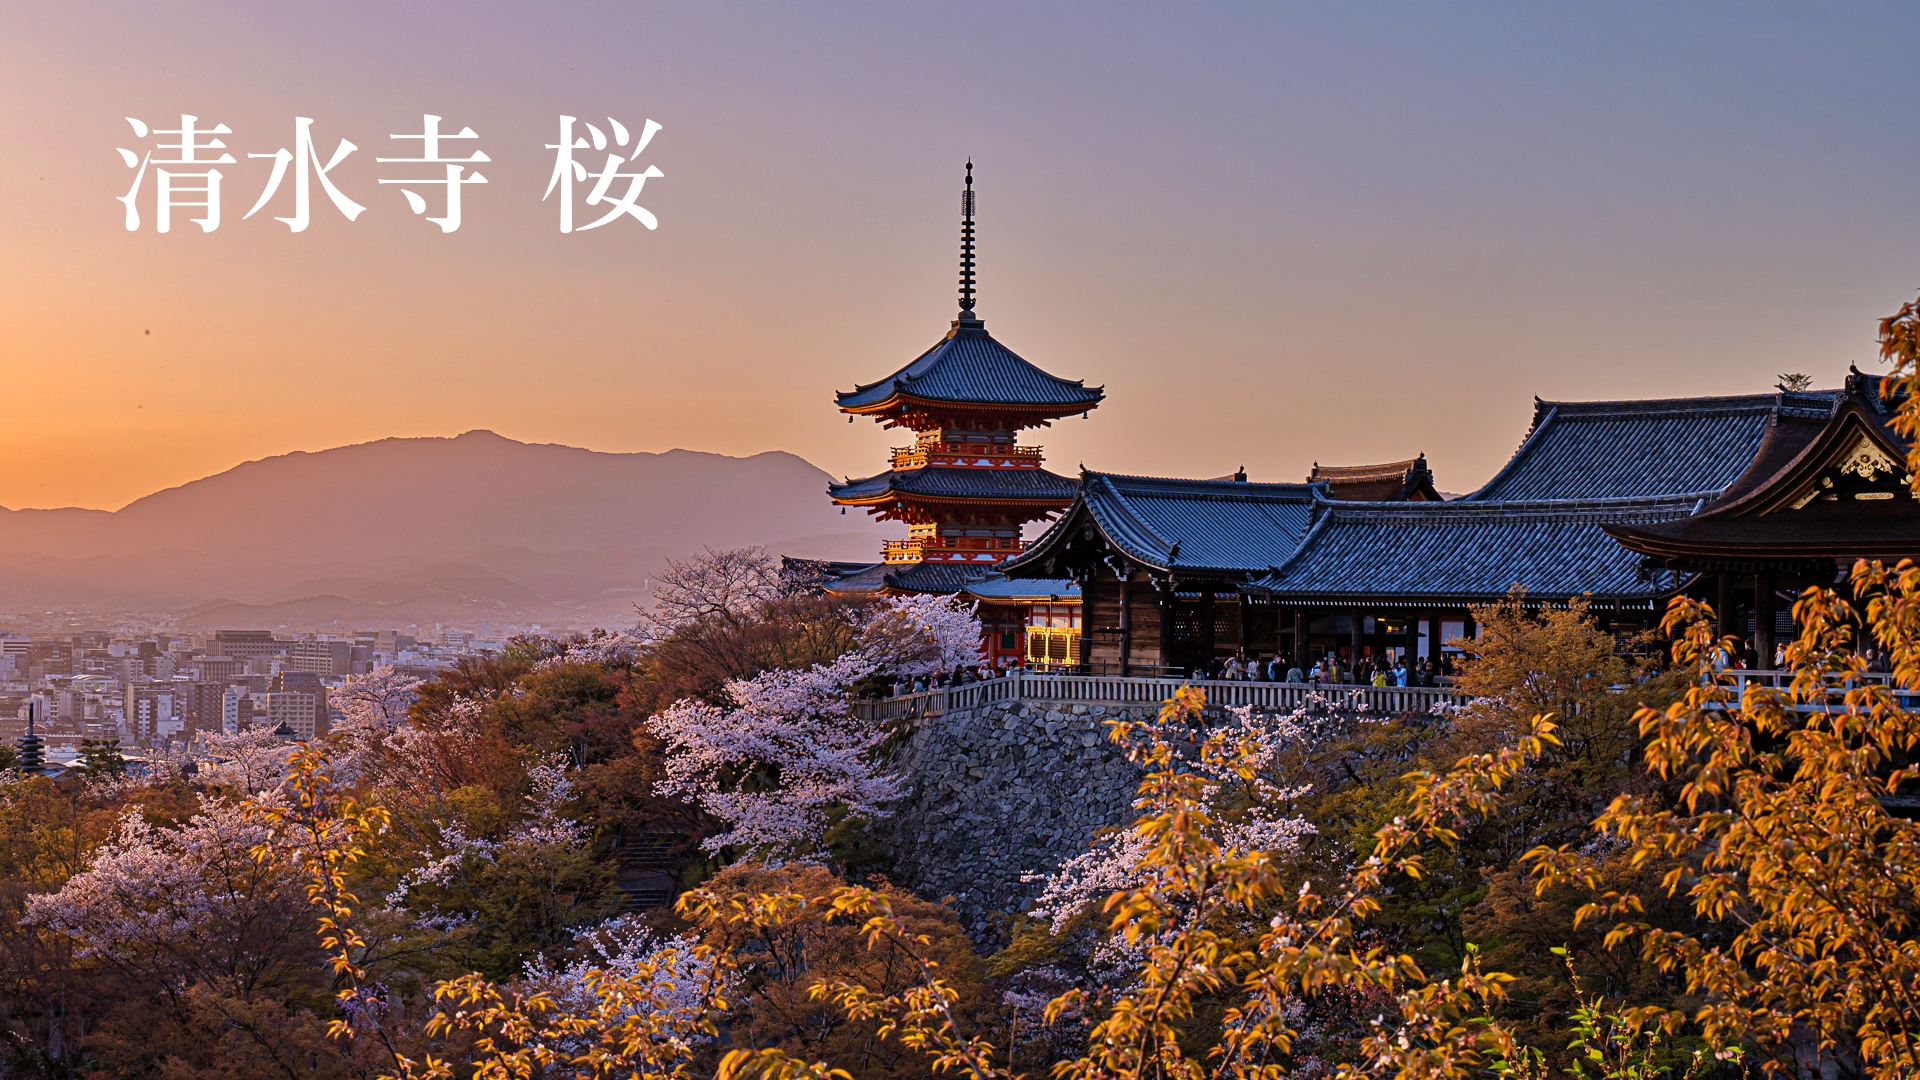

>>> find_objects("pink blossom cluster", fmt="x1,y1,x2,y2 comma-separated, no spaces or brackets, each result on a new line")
648,653,900,855
519,916,720,1033
22,799,298,987
534,632,639,671
855,593,984,676
1025,703,1319,941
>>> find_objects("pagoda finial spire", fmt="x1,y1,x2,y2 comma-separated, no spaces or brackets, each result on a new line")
956,159,979,326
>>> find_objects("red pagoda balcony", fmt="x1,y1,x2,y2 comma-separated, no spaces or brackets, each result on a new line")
882,535,1025,564
890,443,1044,471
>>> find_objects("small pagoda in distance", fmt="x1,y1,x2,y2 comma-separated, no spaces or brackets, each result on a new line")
825,162,1103,595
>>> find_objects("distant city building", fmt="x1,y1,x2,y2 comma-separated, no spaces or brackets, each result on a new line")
221,685,251,734
288,640,354,677
28,642,72,676
211,630,289,662
193,655,247,682
264,690,319,741
122,687,173,743
177,681,227,739
269,671,328,737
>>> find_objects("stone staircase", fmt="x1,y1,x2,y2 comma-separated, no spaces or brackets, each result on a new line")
612,834,679,912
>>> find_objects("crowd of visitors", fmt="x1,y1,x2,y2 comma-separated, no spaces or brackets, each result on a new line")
874,651,1477,699
1194,650,1454,687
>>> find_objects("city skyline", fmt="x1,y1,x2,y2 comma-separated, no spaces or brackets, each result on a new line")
7,3,1920,510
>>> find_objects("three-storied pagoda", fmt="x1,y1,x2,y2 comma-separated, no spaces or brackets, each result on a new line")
822,164,1103,662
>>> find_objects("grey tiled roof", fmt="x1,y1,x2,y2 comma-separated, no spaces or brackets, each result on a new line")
1463,391,1839,502
829,466,1079,502
1247,495,1700,603
1007,473,1320,575
837,326,1104,411
819,560,1000,595
960,576,1080,602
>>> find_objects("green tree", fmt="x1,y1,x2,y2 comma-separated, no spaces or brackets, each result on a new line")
78,737,128,779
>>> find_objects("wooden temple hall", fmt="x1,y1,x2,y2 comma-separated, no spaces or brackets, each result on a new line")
815,166,1920,674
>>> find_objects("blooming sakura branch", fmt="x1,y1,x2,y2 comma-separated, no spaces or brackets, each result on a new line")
116,113,663,233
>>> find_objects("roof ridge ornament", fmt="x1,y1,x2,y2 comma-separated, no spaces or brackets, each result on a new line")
954,160,983,330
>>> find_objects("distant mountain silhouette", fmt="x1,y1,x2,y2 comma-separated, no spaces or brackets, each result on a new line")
0,431,892,626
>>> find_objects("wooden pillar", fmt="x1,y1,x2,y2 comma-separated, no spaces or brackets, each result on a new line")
1198,587,1217,672
1348,614,1362,673
1755,573,1776,669
1292,609,1308,669
1716,573,1733,638
1117,575,1132,677
1158,580,1176,673
1404,615,1419,667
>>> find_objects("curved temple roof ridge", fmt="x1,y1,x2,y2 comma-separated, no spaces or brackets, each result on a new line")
1462,387,1845,503
1002,470,1319,577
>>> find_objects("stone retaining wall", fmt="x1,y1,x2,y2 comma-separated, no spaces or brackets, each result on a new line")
886,698,1156,938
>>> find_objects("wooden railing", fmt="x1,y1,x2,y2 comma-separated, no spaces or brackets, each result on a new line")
1723,668,1920,708
852,671,1469,724
851,669,1920,726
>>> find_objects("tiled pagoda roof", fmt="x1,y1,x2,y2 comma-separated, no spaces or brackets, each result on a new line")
1004,473,1319,576
816,559,1004,595
836,325,1104,415
1462,390,1839,502
1245,494,1699,606
828,466,1079,504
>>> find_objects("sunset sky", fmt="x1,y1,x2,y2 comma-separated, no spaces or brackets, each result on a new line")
5,3,1920,510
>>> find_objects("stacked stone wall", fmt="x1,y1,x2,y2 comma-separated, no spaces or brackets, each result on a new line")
886,698,1155,937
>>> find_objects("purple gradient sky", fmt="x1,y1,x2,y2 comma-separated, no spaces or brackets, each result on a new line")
4,2,1919,509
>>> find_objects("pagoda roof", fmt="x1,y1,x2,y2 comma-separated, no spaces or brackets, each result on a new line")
1246,493,1699,607
836,324,1104,417
1462,389,1840,502
1308,455,1441,501
1606,373,1919,568
1004,473,1319,577
818,560,1002,595
829,465,1079,505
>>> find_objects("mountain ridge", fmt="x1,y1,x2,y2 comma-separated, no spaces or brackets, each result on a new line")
0,431,892,625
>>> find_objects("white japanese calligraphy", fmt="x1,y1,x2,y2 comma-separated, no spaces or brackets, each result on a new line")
242,117,366,232
116,115,236,233
544,116,662,233
375,114,489,233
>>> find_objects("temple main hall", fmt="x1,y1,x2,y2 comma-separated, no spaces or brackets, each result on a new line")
816,168,1919,674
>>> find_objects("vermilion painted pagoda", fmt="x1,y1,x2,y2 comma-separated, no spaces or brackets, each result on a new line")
825,162,1103,595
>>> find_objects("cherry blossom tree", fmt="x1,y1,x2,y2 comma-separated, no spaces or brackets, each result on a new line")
518,916,719,1037
640,546,783,636
1025,702,1318,940
196,727,294,795
21,799,309,1006
386,751,589,917
327,665,422,780
534,630,639,671
856,593,984,676
648,653,901,855
330,665,421,737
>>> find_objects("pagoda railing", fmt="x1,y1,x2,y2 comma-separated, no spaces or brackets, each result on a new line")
852,671,1468,724
890,443,1045,471
882,536,1023,563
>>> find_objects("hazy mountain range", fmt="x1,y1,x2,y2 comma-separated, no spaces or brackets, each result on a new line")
0,431,891,628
